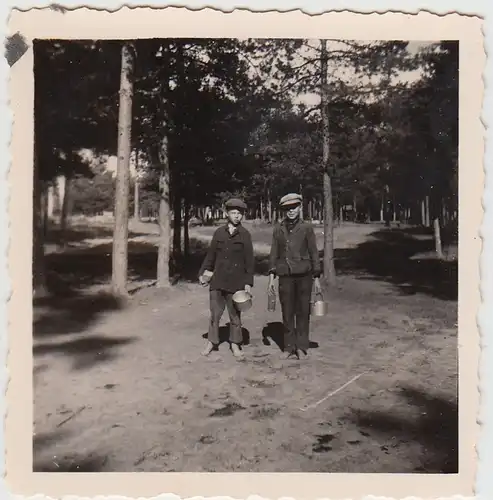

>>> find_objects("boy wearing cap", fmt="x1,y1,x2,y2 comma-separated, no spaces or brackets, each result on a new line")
268,193,322,359
198,198,254,360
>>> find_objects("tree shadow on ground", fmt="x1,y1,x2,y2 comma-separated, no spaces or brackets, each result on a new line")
43,237,273,296
45,224,149,245
33,429,71,453
44,241,160,293
34,291,126,337
34,451,110,472
42,228,457,303
346,385,458,473
262,322,320,352
331,229,458,301
34,334,137,371
201,324,250,346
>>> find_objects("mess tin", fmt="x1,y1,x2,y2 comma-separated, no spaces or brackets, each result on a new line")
232,290,253,312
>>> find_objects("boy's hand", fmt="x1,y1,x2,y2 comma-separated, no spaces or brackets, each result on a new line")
199,275,208,287
244,285,252,295
313,277,322,295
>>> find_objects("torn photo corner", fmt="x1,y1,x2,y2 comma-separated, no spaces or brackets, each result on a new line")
6,6,484,500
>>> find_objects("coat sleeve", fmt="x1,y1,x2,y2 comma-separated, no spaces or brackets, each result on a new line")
199,230,219,276
244,231,255,287
268,225,278,276
307,225,321,278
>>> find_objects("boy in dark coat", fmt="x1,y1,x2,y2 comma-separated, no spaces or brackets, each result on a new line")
199,198,254,360
268,193,322,359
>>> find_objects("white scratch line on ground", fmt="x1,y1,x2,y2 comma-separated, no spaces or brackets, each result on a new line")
300,371,369,412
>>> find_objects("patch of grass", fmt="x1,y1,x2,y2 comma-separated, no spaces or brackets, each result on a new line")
250,407,280,420
209,403,245,418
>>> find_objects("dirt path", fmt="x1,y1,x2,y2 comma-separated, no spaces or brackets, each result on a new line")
34,263,457,473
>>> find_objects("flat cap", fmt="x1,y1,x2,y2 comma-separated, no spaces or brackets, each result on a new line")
225,198,247,210
279,193,302,207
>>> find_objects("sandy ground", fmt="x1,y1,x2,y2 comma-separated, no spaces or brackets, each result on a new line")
33,222,458,473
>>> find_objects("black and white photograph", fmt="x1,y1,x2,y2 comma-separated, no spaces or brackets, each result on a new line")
6,8,482,495
30,33,461,474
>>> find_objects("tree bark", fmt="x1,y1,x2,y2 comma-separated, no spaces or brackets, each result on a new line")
59,174,72,248
172,175,182,260
425,196,431,227
33,135,47,298
133,150,140,221
157,132,172,288
134,178,140,220
184,195,190,258
320,39,336,288
433,217,444,259
111,42,134,296
267,189,272,223
41,182,49,237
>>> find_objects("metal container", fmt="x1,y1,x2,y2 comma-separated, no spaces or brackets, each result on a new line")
311,294,328,317
232,290,253,312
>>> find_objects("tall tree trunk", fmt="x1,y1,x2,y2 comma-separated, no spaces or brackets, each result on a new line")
421,199,426,226
433,217,444,259
111,42,134,296
133,150,140,221
32,136,47,298
184,195,190,258
41,182,49,237
52,176,62,222
59,174,72,248
299,183,304,219
267,189,272,223
425,195,431,227
320,39,336,288
134,178,140,220
157,133,172,288
172,175,182,260
47,181,55,220
380,194,384,222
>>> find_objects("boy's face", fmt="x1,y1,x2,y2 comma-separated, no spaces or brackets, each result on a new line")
227,209,243,225
284,203,301,220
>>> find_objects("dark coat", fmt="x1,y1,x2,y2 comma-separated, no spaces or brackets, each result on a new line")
199,224,254,293
268,219,321,278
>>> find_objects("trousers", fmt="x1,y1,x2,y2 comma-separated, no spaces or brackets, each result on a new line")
208,289,242,345
278,274,313,352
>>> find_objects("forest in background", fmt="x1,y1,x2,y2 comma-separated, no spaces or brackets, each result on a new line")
33,38,458,296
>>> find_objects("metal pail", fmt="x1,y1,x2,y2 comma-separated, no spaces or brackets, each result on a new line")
311,294,327,317
232,290,253,312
